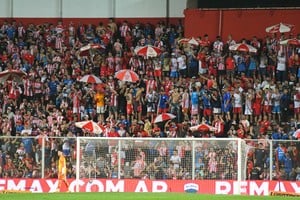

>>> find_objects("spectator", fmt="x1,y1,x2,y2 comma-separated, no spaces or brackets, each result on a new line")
0,19,299,182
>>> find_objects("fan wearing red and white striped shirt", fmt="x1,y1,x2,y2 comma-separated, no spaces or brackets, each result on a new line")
108,89,118,120
22,78,33,98
55,34,64,52
17,23,26,38
119,21,131,38
45,63,55,75
71,89,82,119
33,78,43,101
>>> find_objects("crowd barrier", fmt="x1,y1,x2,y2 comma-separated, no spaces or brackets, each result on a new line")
0,136,299,195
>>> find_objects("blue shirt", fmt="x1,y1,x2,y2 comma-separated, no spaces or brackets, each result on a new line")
22,138,33,154
249,58,256,70
277,147,286,162
48,81,59,95
202,94,211,108
272,131,281,140
284,156,293,173
158,94,169,108
6,26,15,40
222,92,232,107
237,57,246,72
191,92,199,105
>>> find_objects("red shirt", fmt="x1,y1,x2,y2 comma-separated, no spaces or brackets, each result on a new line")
108,131,120,137
259,120,270,134
225,57,235,70
237,128,245,139
197,52,207,68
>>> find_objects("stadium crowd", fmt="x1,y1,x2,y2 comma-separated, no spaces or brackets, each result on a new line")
0,19,299,181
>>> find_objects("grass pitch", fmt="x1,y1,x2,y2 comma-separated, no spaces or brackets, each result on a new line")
1,192,296,200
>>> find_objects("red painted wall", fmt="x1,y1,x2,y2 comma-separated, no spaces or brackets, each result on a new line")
184,9,300,41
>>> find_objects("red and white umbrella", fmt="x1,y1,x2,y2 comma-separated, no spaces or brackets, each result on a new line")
153,113,176,123
178,37,199,46
75,120,103,134
189,123,217,132
80,43,105,56
293,129,300,139
229,43,257,53
0,69,27,83
79,74,102,84
134,45,162,58
265,23,294,34
115,69,139,82
279,38,300,46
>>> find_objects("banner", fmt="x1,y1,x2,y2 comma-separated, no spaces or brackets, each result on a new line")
0,179,299,195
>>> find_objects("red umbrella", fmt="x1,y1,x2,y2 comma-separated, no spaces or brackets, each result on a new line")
189,123,217,132
229,43,257,53
265,22,294,34
279,38,300,46
0,69,27,83
153,113,176,123
75,120,103,134
80,43,105,56
79,74,102,84
134,45,162,58
115,69,139,82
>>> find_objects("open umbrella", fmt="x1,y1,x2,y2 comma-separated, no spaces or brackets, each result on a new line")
265,22,294,34
229,43,257,53
178,37,199,46
154,113,176,123
115,69,139,82
279,38,300,46
0,69,27,83
75,120,103,134
189,123,217,132
293,129,300,139
79,74,102,84
80,43,105,57
134,45,162,58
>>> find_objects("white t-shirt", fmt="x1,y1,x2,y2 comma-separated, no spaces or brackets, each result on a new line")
171,57,178,71
233,93,242,108
277,56,286,71
177,56,186,70
294,94,300,109
271,93,281,106
170,155,181,169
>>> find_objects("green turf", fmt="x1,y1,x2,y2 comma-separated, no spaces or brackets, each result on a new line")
0,193,296,200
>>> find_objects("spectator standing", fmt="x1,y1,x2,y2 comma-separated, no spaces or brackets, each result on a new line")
276,51,287,83
170,150,181,170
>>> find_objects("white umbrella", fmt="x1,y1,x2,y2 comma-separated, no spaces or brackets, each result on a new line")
0,69,27,83
189,123,217,132
79,74,102,84
134,45,162,58
178,37,199,46
265,22,294,34
75,120,103,134
229,43,257,53
153,113,176,123
80,43,105,56
115,69,139,83
279,38,300,46
293,129,300,139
